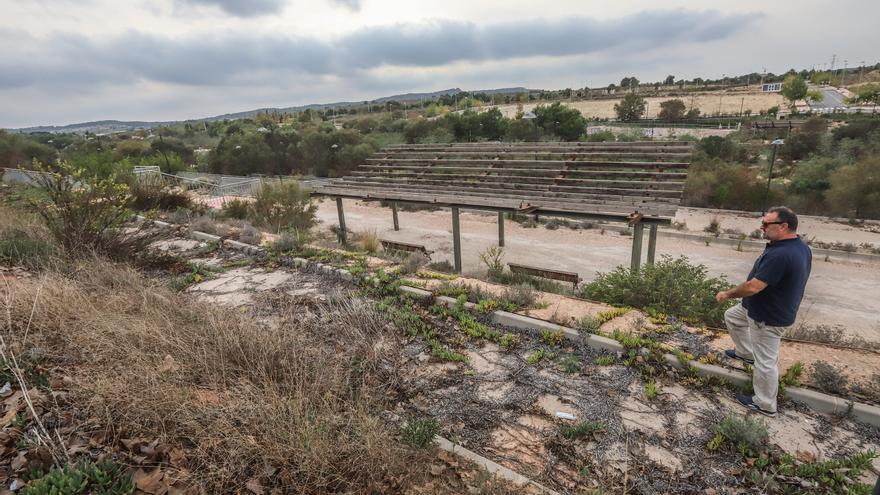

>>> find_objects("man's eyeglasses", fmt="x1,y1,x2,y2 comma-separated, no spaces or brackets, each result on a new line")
761,221,784,228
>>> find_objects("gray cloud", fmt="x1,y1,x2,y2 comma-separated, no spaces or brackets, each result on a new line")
331,0,361,11
0,10,756,90
176,0,286,17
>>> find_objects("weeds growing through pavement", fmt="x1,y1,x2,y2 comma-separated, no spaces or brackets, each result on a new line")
559,421,606,439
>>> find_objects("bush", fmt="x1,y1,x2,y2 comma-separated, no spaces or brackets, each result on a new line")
22,459,134,495
128,181,193,212
501,283,537,308
401,417,440,449
703,215,721,236
31,162,168,261
238,223,263,245
250,182,317,234
356,229,380,254
479,246,504,278
271,229,310,253
400,251,429,274
712,414,768,457
580,255,733,326
811,360,849,395
220,198,250,219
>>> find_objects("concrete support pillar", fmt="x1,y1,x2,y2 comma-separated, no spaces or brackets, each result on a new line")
630,222,644,273
335,197,347,245
452,207,462,273
647,224,658,265
392,202,400,231
498,212,505,247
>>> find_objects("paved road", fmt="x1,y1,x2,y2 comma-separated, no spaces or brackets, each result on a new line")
809,87,847,109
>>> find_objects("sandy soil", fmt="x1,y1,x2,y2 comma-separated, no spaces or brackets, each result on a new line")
490,90,785,119
318,199,880,343
675,207,880,247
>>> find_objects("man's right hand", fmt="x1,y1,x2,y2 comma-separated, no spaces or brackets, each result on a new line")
716,291,730,303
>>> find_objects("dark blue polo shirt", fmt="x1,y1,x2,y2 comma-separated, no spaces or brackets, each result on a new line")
742,236,812,327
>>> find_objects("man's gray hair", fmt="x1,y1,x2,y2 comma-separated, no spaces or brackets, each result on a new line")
768,206,798,232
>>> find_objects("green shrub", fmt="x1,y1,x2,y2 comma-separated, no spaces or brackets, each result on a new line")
479,246,504,278
401,417,440,449
712,414,768,457
250,182,317,234
220,198,250,219
271,229,310,253
580,255,733,326
501,283,538,308
128,181,192,212
593,355,615,366
22,459,134,495
559,420,605,439
31,162,167,261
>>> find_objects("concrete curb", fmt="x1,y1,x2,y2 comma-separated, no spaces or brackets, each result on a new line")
490,310,625,354
190,230,222,243
223,238,265,255
434,436,560,495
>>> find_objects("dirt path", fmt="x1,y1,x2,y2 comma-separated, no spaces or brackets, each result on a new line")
316,199,880,344
490,90,784,119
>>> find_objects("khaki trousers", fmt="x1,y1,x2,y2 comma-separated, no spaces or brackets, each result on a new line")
723,303,788,413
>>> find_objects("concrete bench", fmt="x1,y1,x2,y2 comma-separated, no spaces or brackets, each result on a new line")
508,262,582,288
381,239,432,257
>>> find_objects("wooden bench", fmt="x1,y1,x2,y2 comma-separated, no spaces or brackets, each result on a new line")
508,262,582,288
380,239,433,257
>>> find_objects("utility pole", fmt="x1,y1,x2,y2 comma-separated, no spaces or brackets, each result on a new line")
830,54,836,72
860,61,866,84
842,60,848,86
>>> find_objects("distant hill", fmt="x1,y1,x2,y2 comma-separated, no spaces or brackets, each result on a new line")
11,87,531,134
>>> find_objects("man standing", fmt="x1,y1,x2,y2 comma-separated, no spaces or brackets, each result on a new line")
716,206,812,417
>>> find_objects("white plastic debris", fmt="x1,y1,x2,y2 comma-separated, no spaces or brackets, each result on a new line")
0,382,11,397
555,411,577,421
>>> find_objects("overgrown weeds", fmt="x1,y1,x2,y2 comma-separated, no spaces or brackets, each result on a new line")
810,360,849,395
29,162,170,263
709,414,768,457
580,255,733,326
249,181,317,234
3,260,427,492
356,229,380,253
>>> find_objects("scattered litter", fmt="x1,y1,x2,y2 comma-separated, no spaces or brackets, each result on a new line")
0,382,11,397
555,412,577,421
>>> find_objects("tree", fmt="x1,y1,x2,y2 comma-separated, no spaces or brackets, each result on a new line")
620,76,640,89
658,99,687,122
533,102,587,141
614,94,646,122
846,84,880,106
664,75,676,85
781,75,808,106
826,156,880,218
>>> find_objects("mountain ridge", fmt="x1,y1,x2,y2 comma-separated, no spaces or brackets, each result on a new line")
11,87,531,134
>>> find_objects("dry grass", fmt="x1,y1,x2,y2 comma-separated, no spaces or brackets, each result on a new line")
356,229,381,254
2,259,428,493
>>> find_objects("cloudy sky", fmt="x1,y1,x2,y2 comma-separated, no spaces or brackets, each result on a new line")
1,0,877,128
